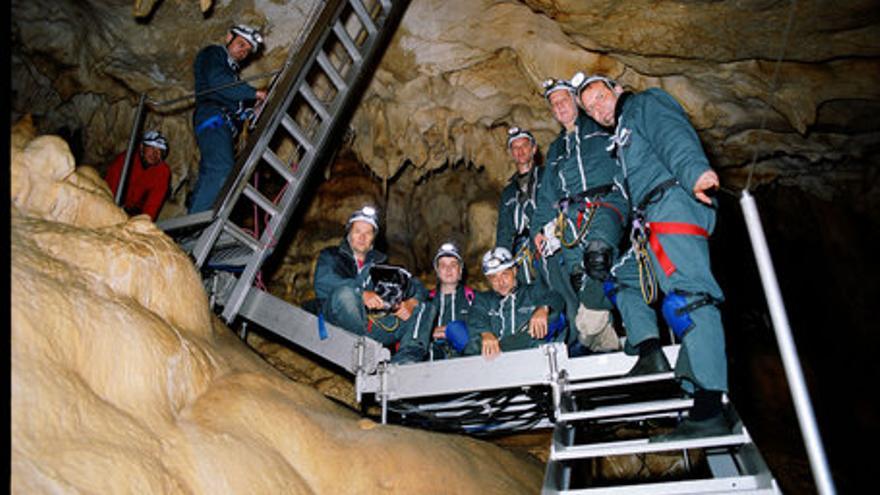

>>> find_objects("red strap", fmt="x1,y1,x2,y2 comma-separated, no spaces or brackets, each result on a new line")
366,319,373,334
576,210,584,229
647,222,710,276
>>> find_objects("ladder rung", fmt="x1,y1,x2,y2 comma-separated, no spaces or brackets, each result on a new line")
333,20,363,65
542,472,772,494
564,372,676,393
299,83,331,121
279,115,315,154
551,431,750,461
242,184,280,218
558,398,693,423
348,0,378,36
261,149,297,184
316,51,349,92
221,222,262,253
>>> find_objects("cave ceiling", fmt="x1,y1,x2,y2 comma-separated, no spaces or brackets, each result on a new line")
10,0,880,210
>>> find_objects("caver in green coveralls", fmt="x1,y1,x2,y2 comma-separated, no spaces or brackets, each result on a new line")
313,238,427,347
533,112,628,313
468,279,566,353
394,285,482,362
496,166,545,287
605,88,727,394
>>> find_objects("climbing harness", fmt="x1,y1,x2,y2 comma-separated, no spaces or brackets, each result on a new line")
553,184,623,248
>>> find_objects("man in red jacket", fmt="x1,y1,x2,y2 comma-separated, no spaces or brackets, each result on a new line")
104,130,172,221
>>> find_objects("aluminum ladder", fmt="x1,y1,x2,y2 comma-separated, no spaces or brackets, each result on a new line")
542,362,781,493
160,0,409,326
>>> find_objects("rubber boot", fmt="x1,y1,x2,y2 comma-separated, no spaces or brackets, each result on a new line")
624,339,671,377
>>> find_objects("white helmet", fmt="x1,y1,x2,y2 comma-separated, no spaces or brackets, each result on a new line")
433,242,463,269
142,130,168,153
482,247,515,276
541,77,576,101
347,205,379,232
230,24,263,53
571,71,618,104
506,126,536,150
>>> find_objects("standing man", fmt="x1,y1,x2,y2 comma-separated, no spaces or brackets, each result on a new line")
104,130,171,221
532,78,625,354
393,242,480,364
496,127,543,286
189,24,268,213
576,74,727,440
469,247,566,359
314,206,427,347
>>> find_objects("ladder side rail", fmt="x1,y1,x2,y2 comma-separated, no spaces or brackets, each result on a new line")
741,190,835,495
547,476,773,495
220,1,410,323
237,286,390,374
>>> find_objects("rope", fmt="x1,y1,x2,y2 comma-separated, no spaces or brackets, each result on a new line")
513,242,537,281
744,0,798,191
556,203,597,248
368,313,400,333
147,70,282,108
635,242,658,304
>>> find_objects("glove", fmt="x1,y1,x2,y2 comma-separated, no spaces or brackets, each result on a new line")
584,240,613,282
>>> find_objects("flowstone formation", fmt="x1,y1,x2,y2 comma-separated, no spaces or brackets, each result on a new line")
10,119,544,493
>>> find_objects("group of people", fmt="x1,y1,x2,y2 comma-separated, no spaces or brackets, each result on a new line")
314,73,730,441
106,23,267,219
103,22,730,440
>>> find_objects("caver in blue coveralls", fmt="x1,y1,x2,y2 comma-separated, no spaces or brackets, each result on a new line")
606,88,727,394
189,44,260,213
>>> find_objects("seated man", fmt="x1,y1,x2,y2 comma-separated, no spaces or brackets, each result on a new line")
104,130,171,221
393,242,481,364
470,247,566,359
313,205,427,346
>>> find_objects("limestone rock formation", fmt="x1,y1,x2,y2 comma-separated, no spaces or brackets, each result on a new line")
10,120,544,493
